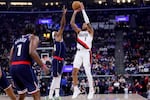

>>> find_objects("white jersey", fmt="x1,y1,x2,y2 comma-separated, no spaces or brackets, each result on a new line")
77,31,93,50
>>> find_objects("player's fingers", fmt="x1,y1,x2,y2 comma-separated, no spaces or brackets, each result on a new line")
77,8,81,12
80,2,84,9
63,5,65,10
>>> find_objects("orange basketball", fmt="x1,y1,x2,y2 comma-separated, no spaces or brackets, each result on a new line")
72,1,81,10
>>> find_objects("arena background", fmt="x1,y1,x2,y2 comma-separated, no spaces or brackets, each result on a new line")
0,0,149,100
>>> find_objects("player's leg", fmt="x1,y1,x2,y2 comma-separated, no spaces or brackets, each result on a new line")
54,75,61,100
31,90,41,100
18,93,26,100
49,59,58,99
83,51,94,99
72,51,82,99
0,71,16,100
4,86,16,100
26,67,41,100
54,61,63,99
49,77,56,99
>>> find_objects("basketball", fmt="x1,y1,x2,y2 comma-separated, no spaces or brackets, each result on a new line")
72,1,81,10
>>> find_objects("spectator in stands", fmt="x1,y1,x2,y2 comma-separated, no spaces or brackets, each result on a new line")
94,79,100,94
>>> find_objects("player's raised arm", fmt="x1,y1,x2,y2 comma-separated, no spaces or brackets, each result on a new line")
70,9,81,34
57,6,67,36
80,3,94,35
29,35,49,74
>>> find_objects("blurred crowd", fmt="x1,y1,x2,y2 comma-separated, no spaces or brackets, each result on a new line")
123,30,150,74
60,74,149,95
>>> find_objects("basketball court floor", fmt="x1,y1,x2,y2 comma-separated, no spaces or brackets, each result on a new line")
0,94,147,100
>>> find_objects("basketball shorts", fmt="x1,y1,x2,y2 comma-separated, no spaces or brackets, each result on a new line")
0,71,11,90
73,50,92,69
10,64,39,94
52,59,64,77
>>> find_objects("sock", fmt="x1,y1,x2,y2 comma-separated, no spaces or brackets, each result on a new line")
74,85,79,90
85,67,94,91
55,88,60,97
49,77,56,98
55,75,61,97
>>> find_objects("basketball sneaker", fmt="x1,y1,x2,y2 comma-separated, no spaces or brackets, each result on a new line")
54,96,61,100
72,87,81,99
48,96,55,100
45,96,54,100
87,88,95,99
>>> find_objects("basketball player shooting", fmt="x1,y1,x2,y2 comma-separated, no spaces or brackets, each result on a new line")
0,67,16,100
70,2,94,100
9,24,49,100
48,6,67,100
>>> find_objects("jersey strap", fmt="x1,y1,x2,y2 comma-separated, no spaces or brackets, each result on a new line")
77,38,89,49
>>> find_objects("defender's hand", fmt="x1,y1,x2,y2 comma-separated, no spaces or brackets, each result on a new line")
62,5,67,14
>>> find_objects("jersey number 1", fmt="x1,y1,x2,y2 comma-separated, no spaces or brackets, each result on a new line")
17,44,22,56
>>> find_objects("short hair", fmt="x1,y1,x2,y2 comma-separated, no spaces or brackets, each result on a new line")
25,23,35,34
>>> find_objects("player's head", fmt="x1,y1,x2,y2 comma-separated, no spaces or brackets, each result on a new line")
82,23,88,30
52,31,57,39
25,23,36,34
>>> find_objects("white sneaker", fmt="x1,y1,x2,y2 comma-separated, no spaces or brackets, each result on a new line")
72,88,81,99
87,89,95,99
54,96,61,100
48,95,54,100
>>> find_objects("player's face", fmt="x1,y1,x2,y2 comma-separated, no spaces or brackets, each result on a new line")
82,23,87,30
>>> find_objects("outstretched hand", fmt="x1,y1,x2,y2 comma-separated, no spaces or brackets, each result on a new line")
62,5,67,14
74,2,84,13
80,2,85,10
74,8,81,13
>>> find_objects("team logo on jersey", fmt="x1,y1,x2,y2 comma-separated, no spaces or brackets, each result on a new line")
77,38,89,49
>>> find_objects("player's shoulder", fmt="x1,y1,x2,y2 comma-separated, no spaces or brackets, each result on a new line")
30,34,39,39
29,34,39,41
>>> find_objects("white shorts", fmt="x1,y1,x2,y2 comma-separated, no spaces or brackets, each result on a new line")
73,50,92,69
